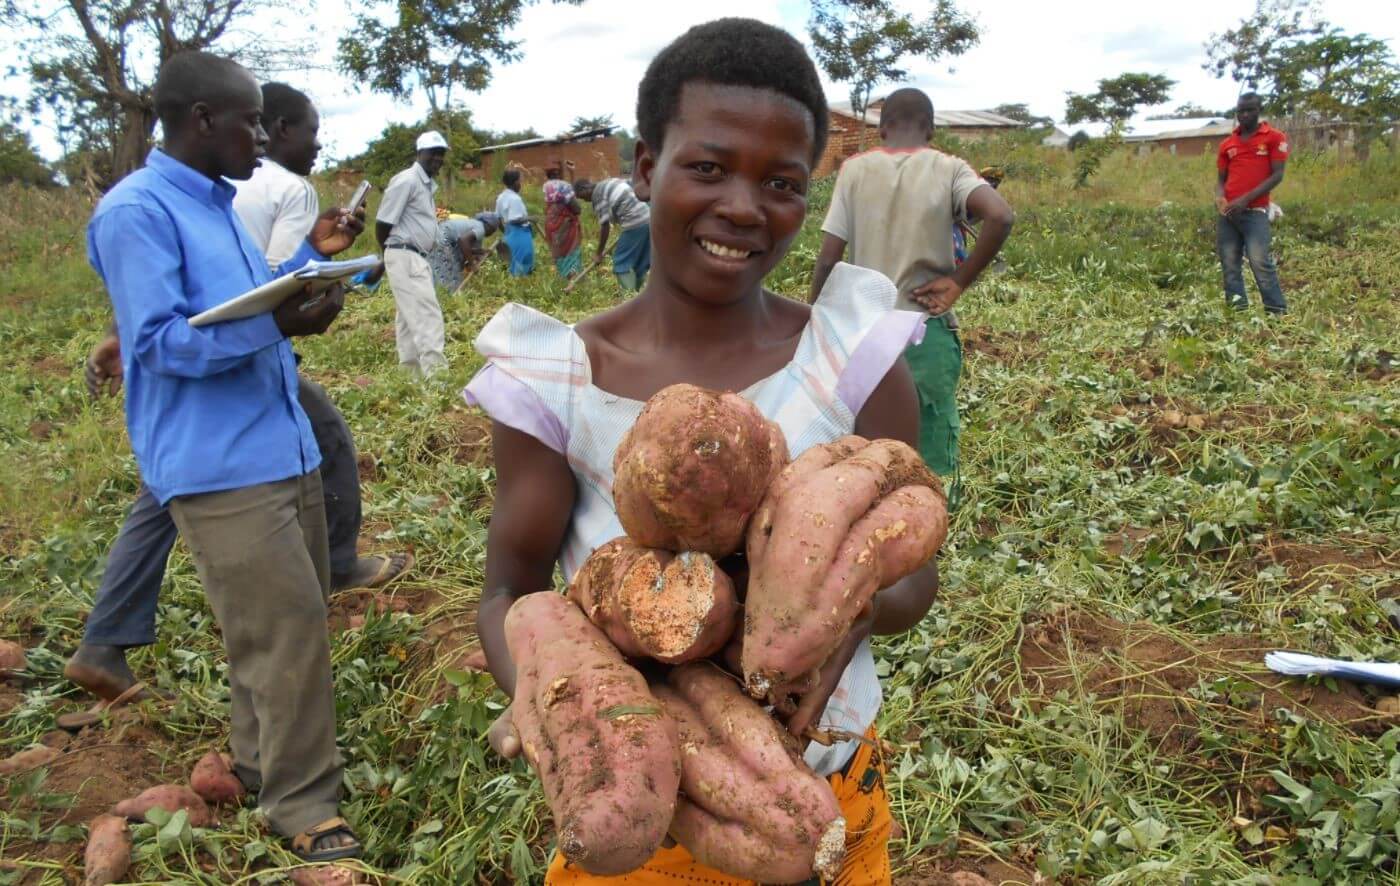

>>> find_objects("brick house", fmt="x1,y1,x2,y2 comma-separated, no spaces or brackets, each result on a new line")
471,126,621,182
818,101,1024,175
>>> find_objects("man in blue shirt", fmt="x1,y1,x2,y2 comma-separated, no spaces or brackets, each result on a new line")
86,50,360,862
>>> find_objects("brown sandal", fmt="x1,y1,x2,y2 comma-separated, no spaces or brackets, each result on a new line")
290,816,362,862
55,680,150,732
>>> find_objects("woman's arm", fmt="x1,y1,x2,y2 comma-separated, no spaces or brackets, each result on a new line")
477,422,578,698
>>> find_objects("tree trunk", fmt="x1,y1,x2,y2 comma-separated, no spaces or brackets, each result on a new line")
110,103,156,187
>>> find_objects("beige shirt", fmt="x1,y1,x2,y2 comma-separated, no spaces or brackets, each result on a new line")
377,162,439,253
821,147,985,316
231,157,319,270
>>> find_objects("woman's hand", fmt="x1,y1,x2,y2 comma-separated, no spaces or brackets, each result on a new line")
488,703,521,759
784,605,875,740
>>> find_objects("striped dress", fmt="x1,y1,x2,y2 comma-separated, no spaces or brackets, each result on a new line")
462,262,925,775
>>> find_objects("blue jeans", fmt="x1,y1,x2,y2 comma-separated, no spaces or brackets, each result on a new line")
1217,212,1287,314
612,224,651,291
82,378,362,647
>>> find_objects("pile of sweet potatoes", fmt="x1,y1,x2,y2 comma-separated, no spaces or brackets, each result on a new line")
503,385,948,881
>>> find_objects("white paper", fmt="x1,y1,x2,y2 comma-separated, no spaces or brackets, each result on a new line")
1265,651,1400,688
189,255,380,327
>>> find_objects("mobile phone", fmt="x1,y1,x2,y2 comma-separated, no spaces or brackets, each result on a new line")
347,181,372,214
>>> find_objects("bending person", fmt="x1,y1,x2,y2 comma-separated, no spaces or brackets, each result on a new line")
573,176,650,291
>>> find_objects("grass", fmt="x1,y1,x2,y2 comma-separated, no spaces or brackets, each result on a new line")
0,143,1398,885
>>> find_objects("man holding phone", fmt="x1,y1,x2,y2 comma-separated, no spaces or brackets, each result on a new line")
86,51,362,861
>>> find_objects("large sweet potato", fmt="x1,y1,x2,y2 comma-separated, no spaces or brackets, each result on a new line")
612,384,788,558
0,744,60,774
505,593,680,875
0,639,26,677
655,663,844,882
189,751,245,806
744,439,946,698
83,814,131,886
112,784,214,827
568,537,738,664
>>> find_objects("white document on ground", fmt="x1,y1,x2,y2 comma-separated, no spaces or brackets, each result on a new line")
188,255,380,327
1265,651,1400,688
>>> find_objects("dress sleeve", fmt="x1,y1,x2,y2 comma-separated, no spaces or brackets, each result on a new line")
461,303,587,454
809,263,926,416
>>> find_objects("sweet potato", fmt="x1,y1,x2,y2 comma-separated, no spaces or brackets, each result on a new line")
112,784,214,827
189,751,245,806
0,744,59,774
568,537,739,664
655,663,844,882
83,814,131,886
744,439,946,698
0,639,26,677
505,593,680,875
612,384,788,558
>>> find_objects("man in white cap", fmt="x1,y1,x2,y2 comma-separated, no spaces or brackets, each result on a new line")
376,130,449,377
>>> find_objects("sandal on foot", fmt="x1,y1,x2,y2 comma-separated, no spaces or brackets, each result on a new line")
333,551,413,591
56,681,150,732
290,817,362,863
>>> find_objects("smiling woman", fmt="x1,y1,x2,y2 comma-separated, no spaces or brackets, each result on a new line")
463,16,936,884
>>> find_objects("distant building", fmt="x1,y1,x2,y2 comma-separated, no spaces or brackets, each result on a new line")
1041,126,1072,149
819,101,1024,175
1122,118,1235,157
473,126,621,181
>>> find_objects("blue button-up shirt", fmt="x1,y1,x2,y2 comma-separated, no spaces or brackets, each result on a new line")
88,150,323,505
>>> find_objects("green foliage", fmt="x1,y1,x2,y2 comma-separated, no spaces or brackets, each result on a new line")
351,110,481,184
1073,124,1126,188
990,103,1054,128
808,0,980,122
1066,73,1177,124
0,123,54,187
569,114,614,132
337,0,582,113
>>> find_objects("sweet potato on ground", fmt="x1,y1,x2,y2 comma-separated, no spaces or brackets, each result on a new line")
655,663,844,882
505,593,680,875
189,751,245,806
83,814,131,886
0,639,26,676
568,537,738,664
0,744,59,774
112,784,214,827
612,384,788,558
744,439,946,698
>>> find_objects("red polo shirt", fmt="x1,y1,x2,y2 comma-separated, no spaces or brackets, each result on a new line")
1217,122,1289,208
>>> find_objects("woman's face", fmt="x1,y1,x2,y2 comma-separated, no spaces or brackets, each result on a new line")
635,82,814,305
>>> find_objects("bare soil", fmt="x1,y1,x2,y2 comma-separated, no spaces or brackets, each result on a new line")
1013,610,1385,751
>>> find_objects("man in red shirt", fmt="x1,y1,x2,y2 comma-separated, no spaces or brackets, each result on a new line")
1216,92,1289,314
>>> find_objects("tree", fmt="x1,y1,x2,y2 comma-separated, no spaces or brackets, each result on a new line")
990,103,1053,128
1064,73,1174,188
1205,1,1400,153
337,0,580,116
569,114,615,133
3,0,300,188
0,122,55,186
808,0,980,127
350,109,481,183
1064,73,1175,124
1147,102,1227,120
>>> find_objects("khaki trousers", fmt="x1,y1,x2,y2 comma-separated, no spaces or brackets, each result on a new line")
385,248,447,377
168,471,341,837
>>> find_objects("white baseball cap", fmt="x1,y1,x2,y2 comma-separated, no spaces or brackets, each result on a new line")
416,130,449,151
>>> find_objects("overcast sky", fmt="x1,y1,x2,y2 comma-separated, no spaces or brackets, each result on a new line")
11,0,1400,163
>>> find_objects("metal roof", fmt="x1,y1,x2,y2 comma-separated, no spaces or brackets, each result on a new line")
481,125,616,154
1122,118,1234,142
829,101,1024,129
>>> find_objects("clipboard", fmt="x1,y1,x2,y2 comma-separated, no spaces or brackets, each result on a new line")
188,255,381,327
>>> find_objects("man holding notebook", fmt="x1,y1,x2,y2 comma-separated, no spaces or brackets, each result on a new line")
85,51,363,861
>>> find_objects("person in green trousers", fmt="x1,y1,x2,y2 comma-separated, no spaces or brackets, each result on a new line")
810,87,1014,507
